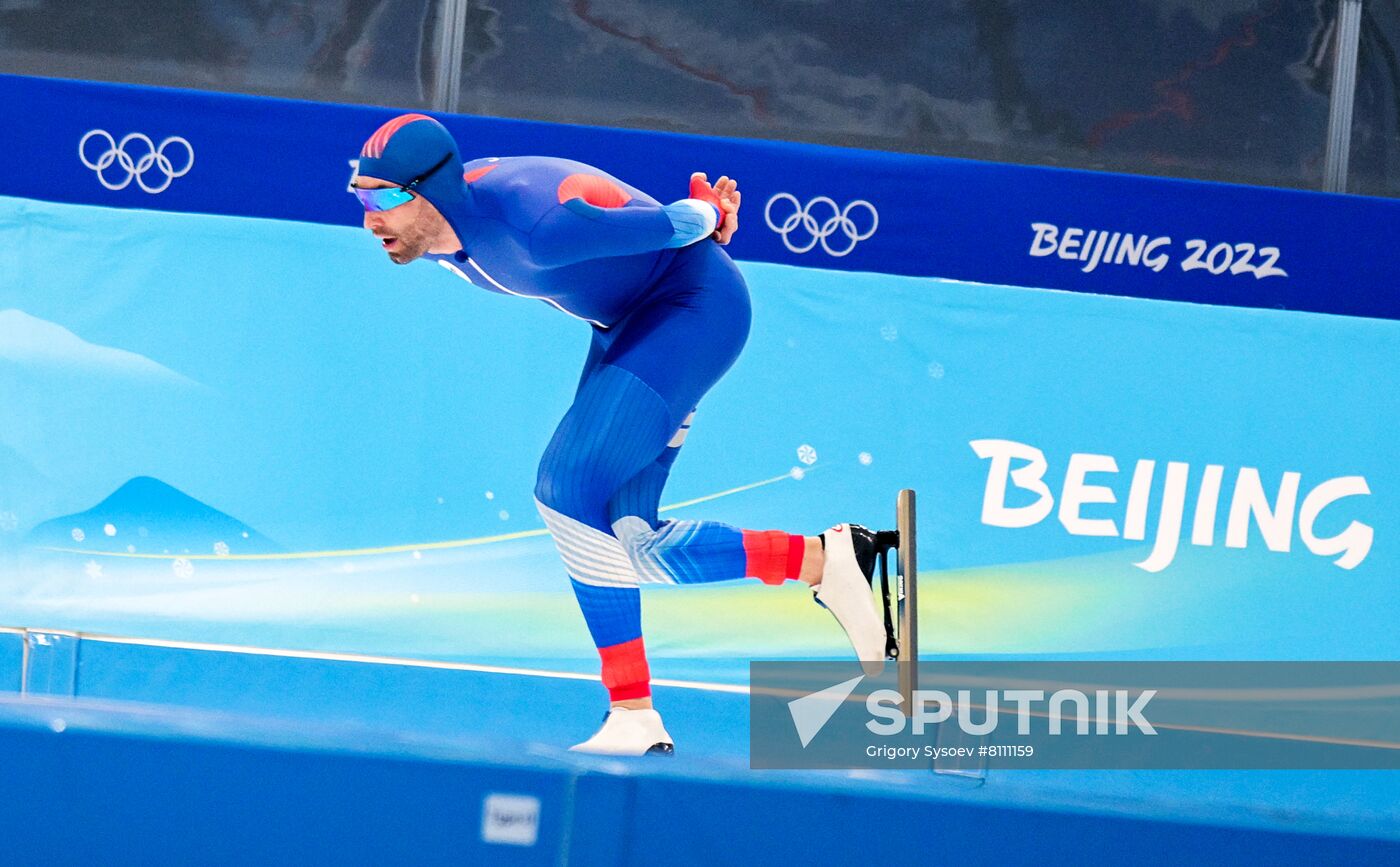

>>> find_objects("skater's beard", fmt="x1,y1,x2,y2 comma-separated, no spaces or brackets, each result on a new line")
380,206,445,265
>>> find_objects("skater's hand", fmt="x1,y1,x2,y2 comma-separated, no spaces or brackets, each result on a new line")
690,172,740,245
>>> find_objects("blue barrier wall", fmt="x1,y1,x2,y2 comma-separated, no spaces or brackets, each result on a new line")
4,630,1399,867
2,682,1397,866
1,73,1397,319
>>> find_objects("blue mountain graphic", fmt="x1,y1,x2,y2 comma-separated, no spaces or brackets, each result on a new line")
26,476,280,555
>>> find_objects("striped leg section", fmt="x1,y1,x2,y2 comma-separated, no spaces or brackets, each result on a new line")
607,412,807,586
611,516,804,586
534,363,809,700
536,498,651,701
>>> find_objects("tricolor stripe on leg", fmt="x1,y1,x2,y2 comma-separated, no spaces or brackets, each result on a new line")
536,498,639,588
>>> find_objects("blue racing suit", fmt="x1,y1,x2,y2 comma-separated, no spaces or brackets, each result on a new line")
413,155,805,701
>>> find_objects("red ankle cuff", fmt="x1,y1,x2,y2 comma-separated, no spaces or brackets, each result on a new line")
607,681,652,702
745,530,806,585
599,637,650,700
785,534,806,580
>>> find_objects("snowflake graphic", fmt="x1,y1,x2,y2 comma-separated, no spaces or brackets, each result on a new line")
84,560,103,579
213,541,230,557
104,523,117,537
172,558,195,579
796,444,818,465
0,511,18,533
499,510,510,521
789,467,806,481
927,362,945,379
859,452,874,466
880,325,898,342
485,491,495,501
71,528,86,543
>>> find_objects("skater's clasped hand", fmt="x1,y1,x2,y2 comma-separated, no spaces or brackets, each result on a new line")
690,172,741,245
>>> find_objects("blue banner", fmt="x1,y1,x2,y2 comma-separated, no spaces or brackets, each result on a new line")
1,195,1395,668
2,72,1397,320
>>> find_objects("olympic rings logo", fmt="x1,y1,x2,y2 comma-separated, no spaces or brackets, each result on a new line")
79,130,194,194
764,194,878,257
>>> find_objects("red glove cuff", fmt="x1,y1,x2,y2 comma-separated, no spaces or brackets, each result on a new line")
688,177,723,214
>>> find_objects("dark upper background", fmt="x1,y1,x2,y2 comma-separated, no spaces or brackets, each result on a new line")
1,0,1396,196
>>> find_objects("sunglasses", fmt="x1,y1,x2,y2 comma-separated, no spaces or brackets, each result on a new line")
353,186,415,212
352,151,453,212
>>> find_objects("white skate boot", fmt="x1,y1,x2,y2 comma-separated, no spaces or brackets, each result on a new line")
813,524,897,677
570,707,675,756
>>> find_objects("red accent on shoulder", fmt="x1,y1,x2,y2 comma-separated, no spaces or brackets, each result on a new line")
463,164,498,183
557,173,633,208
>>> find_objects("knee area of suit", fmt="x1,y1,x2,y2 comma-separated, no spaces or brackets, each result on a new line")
611,515,655,557
534,453,599,518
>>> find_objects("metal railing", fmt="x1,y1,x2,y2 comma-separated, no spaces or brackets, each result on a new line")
1324,0,1365,193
